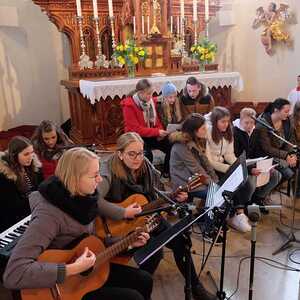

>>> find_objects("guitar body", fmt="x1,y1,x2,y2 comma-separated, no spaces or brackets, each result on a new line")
96,194,150,265
96,194,149,239
21,236,109,300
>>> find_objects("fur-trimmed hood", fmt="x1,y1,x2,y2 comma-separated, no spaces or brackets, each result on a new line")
0,151,42,182
169,131,205,153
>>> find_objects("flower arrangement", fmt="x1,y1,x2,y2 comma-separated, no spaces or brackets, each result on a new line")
113,39,147,71
190,38,217,65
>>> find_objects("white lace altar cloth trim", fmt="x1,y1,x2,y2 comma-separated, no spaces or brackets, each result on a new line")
79,72,244,104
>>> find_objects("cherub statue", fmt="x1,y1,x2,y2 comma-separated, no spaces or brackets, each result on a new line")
252,2,292,55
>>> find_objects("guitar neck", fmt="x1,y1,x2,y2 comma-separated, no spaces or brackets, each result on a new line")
95,230,139,265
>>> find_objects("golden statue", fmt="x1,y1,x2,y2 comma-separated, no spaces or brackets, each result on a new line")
150,0,161,35
253,2,292,55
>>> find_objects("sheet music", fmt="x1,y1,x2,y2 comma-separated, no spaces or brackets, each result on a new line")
256,158,273,187
212,164,245,207
166,123,182,134
246,156,268,166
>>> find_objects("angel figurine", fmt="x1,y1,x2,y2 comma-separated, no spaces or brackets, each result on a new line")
252,2,292,55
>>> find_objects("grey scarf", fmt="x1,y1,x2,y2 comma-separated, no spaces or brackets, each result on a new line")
133,93,156,127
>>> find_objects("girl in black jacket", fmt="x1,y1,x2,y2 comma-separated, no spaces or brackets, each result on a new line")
0,136,43,232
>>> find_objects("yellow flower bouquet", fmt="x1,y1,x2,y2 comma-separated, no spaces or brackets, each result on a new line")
190,38,217,71
113,39,147,77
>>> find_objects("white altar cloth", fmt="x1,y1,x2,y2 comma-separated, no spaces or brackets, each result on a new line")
79,72,244,104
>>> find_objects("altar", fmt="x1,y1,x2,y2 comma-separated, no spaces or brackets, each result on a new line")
62,71,243,145
79,71,243,104
31,0,231,145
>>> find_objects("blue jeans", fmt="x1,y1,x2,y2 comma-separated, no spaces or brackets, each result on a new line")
251,168,282,201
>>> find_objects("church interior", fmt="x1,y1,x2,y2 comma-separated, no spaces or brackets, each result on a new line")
1,0,300,299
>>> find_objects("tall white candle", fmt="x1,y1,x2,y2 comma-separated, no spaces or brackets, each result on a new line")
205,0,209,22
76,0,82,17
177,15,180,35
147,15,150,34
142,15,145,34
193,0,197,22
180,0,184,20
92,0,98,19
170,16,173,34
108,0,114,18
133,16,136,35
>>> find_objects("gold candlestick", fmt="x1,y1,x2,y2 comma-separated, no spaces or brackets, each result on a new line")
93,17,109,68
109,16,116,50
77,16,93,69
109,16,119,67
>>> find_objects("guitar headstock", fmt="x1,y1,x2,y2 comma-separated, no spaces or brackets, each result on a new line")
178,173,207,193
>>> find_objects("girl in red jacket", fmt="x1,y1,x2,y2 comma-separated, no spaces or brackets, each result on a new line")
31,120,72,179
122,79,171,177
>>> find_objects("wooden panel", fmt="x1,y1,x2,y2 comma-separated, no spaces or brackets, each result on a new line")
0,126,37,151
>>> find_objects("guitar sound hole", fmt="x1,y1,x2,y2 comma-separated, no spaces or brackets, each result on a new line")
80,266,94,276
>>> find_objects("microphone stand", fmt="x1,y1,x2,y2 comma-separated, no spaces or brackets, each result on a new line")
254,117,300,255
204,191,235,300
154,187,194,300
247,204,281,299
248,205,261,300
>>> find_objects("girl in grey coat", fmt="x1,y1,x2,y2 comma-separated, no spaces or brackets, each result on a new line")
3,148,152,300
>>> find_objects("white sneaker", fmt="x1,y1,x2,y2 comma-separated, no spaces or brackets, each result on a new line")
227,213,251,233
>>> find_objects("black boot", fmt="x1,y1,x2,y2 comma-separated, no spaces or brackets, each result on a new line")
192,282,218,300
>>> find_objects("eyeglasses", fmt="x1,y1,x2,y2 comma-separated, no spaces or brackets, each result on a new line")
124,150,145,160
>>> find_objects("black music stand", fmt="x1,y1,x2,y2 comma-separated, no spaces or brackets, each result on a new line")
134,154,248,300
134,211,209,300
200,153,248,300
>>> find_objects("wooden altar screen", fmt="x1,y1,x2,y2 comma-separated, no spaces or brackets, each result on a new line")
32,0,226,144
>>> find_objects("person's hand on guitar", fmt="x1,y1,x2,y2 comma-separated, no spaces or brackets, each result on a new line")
66,247,96,276
124,202,142,219
131,231,150,248
175,192,188,203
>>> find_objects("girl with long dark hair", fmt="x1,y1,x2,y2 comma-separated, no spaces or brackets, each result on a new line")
206,107,253,232
250,98,296,183
0,136,43,232
31,120,72,179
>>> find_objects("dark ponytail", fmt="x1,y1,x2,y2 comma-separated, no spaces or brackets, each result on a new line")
264,98,290,114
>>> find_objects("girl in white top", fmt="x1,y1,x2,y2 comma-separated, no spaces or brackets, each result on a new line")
206,107,252,233
206,108,236,173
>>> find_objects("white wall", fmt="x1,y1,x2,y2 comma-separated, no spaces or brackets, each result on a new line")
212,0,300,102
0,0,70,131
0,0,299,131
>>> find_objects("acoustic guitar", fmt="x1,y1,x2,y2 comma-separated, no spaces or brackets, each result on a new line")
96,173,207,239
21,218,159,300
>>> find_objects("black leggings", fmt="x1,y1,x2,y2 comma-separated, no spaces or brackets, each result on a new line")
142,137,172,174
82,263,153,300
139,218,200,287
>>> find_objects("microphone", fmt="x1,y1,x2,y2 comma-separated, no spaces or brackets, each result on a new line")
247,204,282,222
250,116,275,132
